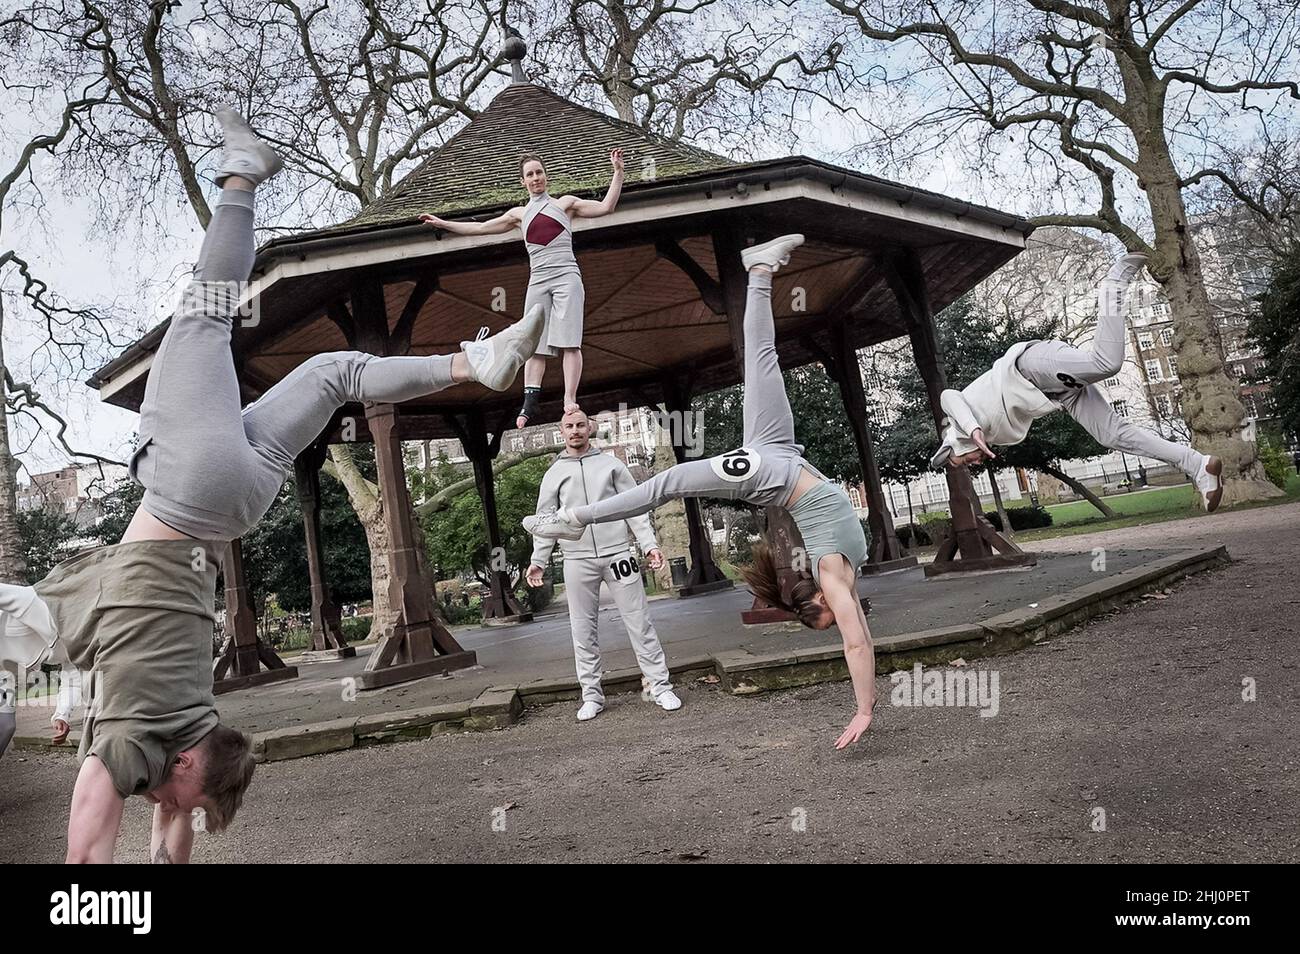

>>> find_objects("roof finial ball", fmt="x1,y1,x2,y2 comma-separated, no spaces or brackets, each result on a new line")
502,25,527,85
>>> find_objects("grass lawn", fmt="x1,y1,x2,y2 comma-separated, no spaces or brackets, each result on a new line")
1009,472,1300,542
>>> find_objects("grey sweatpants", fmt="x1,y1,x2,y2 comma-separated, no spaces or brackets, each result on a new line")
564,551,671,704
130,187,458,540
1016,313,1202,478
572,271,813,525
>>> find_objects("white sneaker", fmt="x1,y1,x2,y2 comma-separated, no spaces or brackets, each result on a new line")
1104,251,1149,285
461,304,546,391
741,234,804,273
654,689,682,712
929,418,958,470
1194,454,1224,512
522,506,586,541
576,701,604,721
213,108,283,187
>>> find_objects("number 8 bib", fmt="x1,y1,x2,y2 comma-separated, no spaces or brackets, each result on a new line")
709,446,760,483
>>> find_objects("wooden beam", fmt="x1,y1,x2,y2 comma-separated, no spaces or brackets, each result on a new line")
391,274,439,355
654,237,725,314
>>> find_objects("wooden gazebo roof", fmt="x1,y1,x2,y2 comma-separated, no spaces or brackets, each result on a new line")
90,75,1034,441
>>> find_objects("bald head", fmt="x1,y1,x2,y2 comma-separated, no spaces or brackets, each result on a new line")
560,408,592,454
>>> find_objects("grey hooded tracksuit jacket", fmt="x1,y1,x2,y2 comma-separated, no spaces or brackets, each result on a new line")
531,447,671,704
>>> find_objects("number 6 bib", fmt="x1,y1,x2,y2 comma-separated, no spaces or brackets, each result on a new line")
709,446,760,483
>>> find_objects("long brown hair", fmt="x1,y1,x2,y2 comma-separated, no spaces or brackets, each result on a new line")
741,545,825,629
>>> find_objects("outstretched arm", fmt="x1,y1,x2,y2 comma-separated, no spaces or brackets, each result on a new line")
419,207,522,235
820,563,876,750
559,149,625,218
151,804,195,864
66,756,125,863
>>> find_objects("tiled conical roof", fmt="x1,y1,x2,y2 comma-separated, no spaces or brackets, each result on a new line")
340,82,735,231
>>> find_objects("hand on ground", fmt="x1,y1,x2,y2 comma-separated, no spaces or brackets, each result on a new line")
834,710,873,750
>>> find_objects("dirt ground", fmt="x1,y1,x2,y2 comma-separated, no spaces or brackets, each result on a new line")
3,502,1297,863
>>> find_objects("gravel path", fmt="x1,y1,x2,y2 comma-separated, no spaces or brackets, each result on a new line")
3,503,1296,863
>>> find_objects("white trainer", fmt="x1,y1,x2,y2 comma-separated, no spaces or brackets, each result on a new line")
213,108,284,187
655,689,683,712
1105,251,1149,285
523,506,586,541
929,417,959,470
741,234,805,273
460,304,546,391
1194,454,1224,512
576,701,604,722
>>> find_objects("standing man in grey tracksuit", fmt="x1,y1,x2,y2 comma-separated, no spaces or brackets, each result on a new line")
526,409,682,721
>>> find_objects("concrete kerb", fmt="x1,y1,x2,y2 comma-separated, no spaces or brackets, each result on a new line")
18,547,1227,763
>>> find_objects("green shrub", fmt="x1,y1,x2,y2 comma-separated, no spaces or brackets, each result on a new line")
984,505,1053,531
1257,437,1290,490
896,523,933,548
916,511,952,542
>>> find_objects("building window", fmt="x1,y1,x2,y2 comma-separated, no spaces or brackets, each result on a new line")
1112,400,1129,419
1145,359,1163,382
1159,328,1173,347
1138,332,1154,350
1244,394,1258,417
1155,394,1172,417
1167,356,1178,377
1233,363,1245,379
552,431,563,445
1103,377,1120,389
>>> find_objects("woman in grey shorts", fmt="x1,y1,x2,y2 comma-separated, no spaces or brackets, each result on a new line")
525,235,878,750
420,149,625,429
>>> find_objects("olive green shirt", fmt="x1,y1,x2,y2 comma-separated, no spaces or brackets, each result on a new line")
33,539,222,798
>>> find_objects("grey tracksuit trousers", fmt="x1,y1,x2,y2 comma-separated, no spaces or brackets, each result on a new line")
130,187,458,540
564,551,671,704
570,271,813,526
1015,289,1201,477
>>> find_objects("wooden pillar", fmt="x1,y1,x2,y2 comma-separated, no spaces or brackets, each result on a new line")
448,410,532,625
293,439,354,661
881,248,1035,576
661,378,733,597
213,538,299,693
335,277,476,687
823,322,917,574
358,402,476,688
